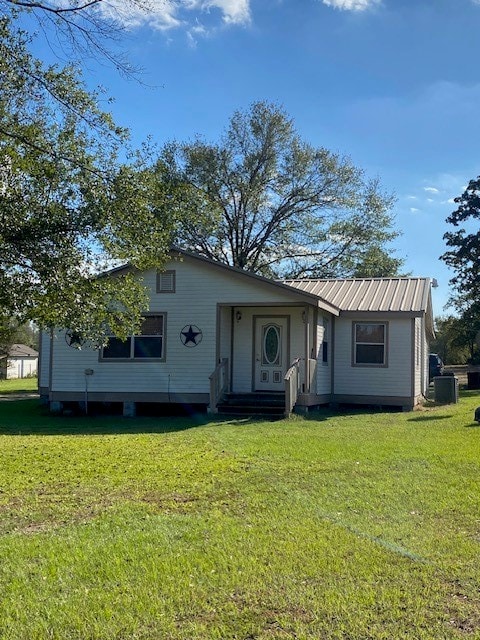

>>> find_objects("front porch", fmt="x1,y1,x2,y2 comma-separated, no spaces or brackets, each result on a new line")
208,354,321,417
207,303,325,416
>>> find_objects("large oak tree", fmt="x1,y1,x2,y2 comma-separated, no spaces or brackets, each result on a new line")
159,101,401,279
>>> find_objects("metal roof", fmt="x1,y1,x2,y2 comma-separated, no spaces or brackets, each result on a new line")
281,277,432,313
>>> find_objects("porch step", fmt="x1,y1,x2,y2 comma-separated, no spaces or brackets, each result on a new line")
217,392,286,417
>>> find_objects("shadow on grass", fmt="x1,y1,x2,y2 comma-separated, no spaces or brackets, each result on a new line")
407,414,454,423
0,399,295,436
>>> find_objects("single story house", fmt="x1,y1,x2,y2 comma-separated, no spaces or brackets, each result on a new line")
39,249,435,415
1,343,38,379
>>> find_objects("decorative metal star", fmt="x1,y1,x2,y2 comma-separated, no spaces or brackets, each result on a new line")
65,330,85,349
180,325,202,347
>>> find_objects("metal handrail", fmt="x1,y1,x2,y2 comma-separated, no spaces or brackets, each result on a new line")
208,357,229,413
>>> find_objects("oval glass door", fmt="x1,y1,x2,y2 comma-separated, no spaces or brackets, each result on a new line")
262,324,281,365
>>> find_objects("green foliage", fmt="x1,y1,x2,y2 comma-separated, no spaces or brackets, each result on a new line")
0,396,480,637
352,245,406,278
159,101,400,278
430,316,470,364
0,15,173,345
442,176,480,308
0,316,38,359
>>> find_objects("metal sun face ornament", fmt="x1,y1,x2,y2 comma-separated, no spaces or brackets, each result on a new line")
180,325,203,347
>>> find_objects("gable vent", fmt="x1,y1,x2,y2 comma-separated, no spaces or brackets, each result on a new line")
156,270,176,293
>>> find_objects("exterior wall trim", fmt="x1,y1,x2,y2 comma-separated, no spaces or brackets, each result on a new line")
50,391,210,404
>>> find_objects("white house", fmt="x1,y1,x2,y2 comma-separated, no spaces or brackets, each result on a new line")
1,343,38,379
39,249,435,416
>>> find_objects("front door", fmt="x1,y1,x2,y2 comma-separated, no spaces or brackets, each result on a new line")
254,316,289,391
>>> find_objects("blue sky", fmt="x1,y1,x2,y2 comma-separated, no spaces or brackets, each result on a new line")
33,0,480,315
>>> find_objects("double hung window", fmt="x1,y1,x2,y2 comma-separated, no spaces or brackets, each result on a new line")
353,322,387,366
102,315,165,360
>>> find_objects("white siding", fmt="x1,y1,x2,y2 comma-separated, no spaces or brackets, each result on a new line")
333,317,413,397
7,357,37,379
315,314,332,396
50,257,309,396
39,331,51,389
412,316,429,400
413,317,421,397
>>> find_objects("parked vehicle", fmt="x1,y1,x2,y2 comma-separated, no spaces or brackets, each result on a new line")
429,353,444,382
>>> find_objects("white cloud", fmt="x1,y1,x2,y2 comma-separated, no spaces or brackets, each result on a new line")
322,0,381,11
410,208,420,213
54,0,251,35
424,187,439,194
76,0,251,32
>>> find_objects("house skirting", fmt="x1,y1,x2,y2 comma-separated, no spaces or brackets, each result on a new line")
331,393,415,410
49,391,210,405
297,393,331,407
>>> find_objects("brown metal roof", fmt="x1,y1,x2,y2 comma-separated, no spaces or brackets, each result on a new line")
281,277,432,313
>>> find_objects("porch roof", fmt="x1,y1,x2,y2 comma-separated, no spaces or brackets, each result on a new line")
281,277,433,313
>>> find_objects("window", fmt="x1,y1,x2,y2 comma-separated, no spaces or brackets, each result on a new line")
353,322,387,366
156,270,176,293
102,315,165,360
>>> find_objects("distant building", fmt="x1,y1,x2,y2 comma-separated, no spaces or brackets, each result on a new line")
1,343,38,379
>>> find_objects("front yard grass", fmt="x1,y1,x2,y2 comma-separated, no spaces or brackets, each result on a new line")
0,393,479,639
0,377,38,394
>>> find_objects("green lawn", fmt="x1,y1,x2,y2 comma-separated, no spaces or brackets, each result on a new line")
0,377,38,394
1,394,480,639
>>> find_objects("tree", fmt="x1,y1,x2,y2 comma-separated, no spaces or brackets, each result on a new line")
0,0,151,76
158,101,399,279
0,16,173,345
441,177,480,363
351,246,405,278
442,176,480,310
429,316,473,365
0,316,38,361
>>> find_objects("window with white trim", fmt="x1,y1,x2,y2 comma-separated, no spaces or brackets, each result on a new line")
353,322,387,366
102,315,165,360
